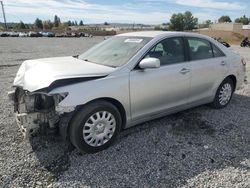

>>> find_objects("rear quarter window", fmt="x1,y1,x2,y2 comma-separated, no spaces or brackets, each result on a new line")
212,44,225,57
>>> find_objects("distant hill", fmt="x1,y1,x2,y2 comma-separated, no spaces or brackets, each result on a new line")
87,23,154,28
0,22,33,29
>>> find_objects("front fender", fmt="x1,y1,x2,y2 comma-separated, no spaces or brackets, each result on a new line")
49,73,131,120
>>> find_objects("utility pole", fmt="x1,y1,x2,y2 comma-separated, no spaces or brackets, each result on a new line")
0,1,7,29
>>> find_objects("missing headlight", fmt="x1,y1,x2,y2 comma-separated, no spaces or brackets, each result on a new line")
22,91,68,113
34,94,55,111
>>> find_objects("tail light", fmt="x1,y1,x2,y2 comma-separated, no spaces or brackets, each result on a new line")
241,58,246,66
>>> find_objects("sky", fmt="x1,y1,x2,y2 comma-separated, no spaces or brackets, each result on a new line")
1,0,249,24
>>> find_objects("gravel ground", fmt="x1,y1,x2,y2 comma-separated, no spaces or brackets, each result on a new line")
0,38,249,188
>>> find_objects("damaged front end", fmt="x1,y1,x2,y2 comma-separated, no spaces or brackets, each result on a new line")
8,88,70,138
8,56,114,139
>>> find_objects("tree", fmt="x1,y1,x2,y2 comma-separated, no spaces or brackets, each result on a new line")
53,15,61,27
57,22,69,30
15,21,27,29
79,20,84,26
104,22,109,25
74,20,78,26
235,15,249,25
154,25,162,30
67,20,72,26
218,15,232,23
183,11,198,30
205,20,212,26
169,11,197,31
169,13,185,31
199,20,213,28
43,20,53,30
34,18,43,29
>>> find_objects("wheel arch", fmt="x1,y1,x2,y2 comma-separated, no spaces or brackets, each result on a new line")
226,74,237,91
88,97,127,129
60,97,127,141
210,74,236,109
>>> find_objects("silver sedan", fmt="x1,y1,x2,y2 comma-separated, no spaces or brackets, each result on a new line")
9,31,246,153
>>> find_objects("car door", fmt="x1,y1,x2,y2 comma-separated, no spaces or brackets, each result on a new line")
186,37,229,103
129,37,191,120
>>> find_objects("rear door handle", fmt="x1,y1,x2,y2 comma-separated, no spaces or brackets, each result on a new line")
221,61,226,66
180,68,190,74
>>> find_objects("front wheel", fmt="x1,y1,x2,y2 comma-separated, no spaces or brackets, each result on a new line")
210,78,234,109
69,100,122,153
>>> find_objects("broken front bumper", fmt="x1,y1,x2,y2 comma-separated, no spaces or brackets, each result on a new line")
15,111,59,137
8,89,60,138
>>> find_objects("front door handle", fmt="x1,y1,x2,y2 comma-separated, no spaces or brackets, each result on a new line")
180,68,190,74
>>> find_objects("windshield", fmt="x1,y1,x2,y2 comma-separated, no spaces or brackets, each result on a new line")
79,36,152,67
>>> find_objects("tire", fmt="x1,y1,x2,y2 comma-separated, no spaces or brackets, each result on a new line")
69,100,122,153
210,78,234,109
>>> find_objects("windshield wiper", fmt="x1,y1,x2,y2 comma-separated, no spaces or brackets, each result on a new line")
104,64,117,68
83,59,117,68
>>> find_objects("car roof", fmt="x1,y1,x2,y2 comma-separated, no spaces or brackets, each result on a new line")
117,31,209,39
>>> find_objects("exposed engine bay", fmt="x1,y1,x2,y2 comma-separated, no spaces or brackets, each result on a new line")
8,88,69,137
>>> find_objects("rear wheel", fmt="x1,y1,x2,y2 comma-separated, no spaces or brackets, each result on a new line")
69,100,121,153
211,78,234,109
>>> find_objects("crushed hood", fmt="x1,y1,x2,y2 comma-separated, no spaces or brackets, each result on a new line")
13,56,115,92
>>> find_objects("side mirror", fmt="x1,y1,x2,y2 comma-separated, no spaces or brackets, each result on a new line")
139,58,160,69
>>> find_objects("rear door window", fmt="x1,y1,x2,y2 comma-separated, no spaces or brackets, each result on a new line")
187,37,213,61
